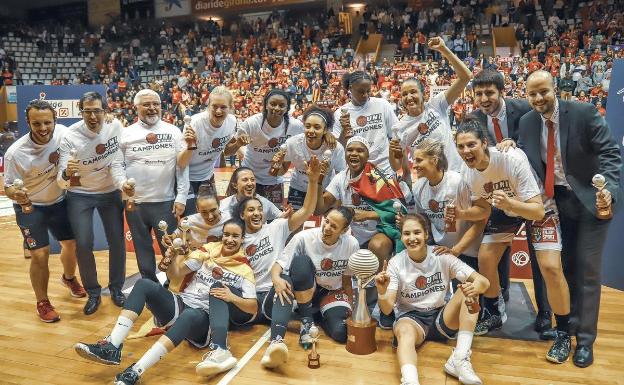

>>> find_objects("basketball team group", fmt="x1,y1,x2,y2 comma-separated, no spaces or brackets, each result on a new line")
4,37,621,385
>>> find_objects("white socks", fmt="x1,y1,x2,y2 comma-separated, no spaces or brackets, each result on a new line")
454,331,474,359
400,364,419,384
134,341,168,376
108,316,134,348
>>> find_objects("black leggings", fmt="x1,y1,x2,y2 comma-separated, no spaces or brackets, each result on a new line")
289,252,350,343
208,281,255,348
125,279,209,346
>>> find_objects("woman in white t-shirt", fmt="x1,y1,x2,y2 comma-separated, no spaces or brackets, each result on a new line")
409,138,485,269
178,86,246,215
376,214,489,385
272,106,346,209
220,166,284,222
259,207,359,370
453,118,544,336
232,156,321,330
163,189,225,250
332,70,398,175
74,219,257,383
231,89,305,205
389,37,472,175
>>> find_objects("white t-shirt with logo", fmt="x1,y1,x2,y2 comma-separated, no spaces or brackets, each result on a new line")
181,257,256,313
276,227,359,290
242,218,291,292
393,92,463,172
325,169,378,245
240,113,304,185
4,124,67,205
119,120,189,204
189,112,237,181
388,247,475,314
460,148,541,217
283,133,346,192
57,119,125,194
219,194,283,223
332,97,398,174
412,171,481,257
174,213,225,250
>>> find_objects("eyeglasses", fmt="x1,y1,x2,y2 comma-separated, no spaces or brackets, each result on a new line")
81,109,105,116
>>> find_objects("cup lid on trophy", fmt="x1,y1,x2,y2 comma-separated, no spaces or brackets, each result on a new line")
127,177,136,187
309,325,320,338
12,178,24,189
183,115,192,125
392,200,402,212
348,249,379,280
158,220,168,231
172,238,184,247
179,218,190,231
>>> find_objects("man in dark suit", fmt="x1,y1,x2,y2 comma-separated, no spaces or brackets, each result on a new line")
518,70,622,367
472,69,553,334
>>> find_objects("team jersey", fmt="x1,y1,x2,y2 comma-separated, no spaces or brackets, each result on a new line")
181,257,256,313
412,170,481,257
119,119,189,204
460,148,541,217
325,169,377,245
283,133,346,192
388,247,475,314
174,213,225,250
240,113,304,185
188,112,237,181
276,227,359,290
219,194,283,222
4,124,67,205
393,92,463,172
57,119,125,193
243,218,291,292
332,97,398,174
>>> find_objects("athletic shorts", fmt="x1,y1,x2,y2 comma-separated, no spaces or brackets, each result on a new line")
256,183,284,206
153,293,211,348
14,200,74,250
528,211,562,251
482,207,523,244
286,187,305,210
189,176,216,198
314,286,352,315
395,306,458,342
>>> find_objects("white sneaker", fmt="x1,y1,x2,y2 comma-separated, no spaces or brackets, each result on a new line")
195,348,237,378
261,338,289,369
444,349,482,385
400,380,420,385
498,292,508,324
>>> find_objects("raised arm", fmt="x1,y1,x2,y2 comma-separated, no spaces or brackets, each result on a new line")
428,37,473,105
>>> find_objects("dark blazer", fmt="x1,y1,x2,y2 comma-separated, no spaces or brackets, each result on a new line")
517,99,623,216
472,98,532,145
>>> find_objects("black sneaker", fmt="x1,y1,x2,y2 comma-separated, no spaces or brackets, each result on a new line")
74,339,122,365
378,311,395,330
546,331,571,364
115,364,140,385
474,313,503,336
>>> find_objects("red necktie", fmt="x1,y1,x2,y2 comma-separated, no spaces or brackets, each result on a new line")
545,120,555,198
492,117,503,143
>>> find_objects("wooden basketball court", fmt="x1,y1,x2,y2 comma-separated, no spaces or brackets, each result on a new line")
1,219,624,385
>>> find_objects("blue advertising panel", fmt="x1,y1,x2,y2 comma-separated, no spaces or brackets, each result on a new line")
16,85,107,137
602,58,624,290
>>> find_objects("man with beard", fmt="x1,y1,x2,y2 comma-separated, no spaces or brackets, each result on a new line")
4,100,86,323
471,69,552,335
57,91,126,315
117,89,189,283
518,70,622,367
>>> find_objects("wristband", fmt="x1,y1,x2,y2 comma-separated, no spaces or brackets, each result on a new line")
501,138,515,143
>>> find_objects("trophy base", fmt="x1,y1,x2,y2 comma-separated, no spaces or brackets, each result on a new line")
69,176,82,187
126,200,136,212
307,353,320,369
596,205,613,219
346,319,377,355
21,204,34,214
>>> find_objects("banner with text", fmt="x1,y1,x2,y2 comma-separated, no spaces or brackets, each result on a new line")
602,58,624,290
16,85,107,137
192,0,315,13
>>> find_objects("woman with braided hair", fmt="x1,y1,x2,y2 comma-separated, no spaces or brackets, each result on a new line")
229,89,303,206
332,70,398,176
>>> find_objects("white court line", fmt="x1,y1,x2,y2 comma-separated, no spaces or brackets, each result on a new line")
216,328,270,385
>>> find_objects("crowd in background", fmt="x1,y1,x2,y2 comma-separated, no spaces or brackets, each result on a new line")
0,0,623,130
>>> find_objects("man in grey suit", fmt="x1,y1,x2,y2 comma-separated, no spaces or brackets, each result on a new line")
518,70,622,367
472,69,552,334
